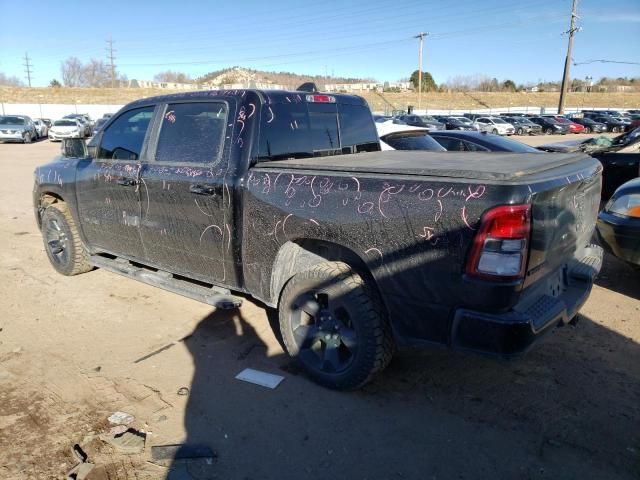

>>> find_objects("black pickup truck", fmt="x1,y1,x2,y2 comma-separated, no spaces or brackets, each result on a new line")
34,89,603,389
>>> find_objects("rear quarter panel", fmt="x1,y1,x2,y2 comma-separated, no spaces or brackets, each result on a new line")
241,167,526,344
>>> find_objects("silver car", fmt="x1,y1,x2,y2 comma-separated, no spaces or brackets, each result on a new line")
0,115,38,143
33,118,49,138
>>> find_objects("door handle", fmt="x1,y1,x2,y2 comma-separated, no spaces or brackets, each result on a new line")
117,177,137,186
189,184,218,196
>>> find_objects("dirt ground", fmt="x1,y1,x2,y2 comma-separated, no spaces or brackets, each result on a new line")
0,137,638,480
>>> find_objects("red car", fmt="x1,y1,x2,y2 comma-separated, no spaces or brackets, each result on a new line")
545,116,586,134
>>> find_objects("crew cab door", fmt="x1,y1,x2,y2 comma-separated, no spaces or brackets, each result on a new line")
138,100,234,285
76,106,156,259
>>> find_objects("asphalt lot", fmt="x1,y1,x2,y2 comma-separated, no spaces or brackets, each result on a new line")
0,136,638,480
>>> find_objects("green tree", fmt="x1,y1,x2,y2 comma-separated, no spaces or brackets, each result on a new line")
49,79,62,88
410,70,437,92
502,79,516,91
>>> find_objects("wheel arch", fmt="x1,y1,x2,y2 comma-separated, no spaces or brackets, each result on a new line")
36,191,65,229
269,239,383,311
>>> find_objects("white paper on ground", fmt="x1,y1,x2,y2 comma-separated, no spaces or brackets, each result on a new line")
235,368,285,389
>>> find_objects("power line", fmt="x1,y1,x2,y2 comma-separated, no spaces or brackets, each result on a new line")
23,52,33,87
573,59,640,66
106,38,116,88
558,0,580,114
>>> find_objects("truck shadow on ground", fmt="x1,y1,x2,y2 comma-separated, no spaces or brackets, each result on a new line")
172,302,639,479
594,251,640,300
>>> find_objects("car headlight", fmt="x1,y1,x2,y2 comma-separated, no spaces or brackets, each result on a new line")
605,193,640,218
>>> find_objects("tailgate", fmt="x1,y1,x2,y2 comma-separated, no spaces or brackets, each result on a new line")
525,166,602,286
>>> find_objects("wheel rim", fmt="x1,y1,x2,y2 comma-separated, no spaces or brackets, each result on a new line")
585,127,590,133
517,128,523,135
289,291,358,374
45,217,69,266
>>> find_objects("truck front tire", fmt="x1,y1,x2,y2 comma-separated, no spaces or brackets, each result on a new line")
41,202,92,276
278,261,394,390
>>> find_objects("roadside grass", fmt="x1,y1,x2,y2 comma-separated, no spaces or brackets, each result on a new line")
2,86,639,112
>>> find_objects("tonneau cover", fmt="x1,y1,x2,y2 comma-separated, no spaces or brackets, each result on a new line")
256,151,592,181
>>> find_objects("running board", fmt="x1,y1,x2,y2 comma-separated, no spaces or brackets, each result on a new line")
89,255,242,309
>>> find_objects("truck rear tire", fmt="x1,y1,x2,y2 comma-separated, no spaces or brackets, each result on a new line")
278,261,394,390
41,202,92,276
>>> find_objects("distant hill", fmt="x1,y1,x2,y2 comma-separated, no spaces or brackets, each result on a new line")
197,66,373,89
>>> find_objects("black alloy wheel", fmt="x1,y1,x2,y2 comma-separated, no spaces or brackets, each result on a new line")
279,262,394,390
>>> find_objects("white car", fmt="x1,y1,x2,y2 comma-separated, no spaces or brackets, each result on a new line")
472,116,515,136
48,119,85,142
32,119,48,138
375,122,446,151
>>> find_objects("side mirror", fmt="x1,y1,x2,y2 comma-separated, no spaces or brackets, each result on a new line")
61,138,88,158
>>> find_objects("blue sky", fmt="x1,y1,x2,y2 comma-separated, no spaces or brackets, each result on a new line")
1,0,639,87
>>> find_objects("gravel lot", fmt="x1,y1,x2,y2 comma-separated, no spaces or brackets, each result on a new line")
0,136,638,479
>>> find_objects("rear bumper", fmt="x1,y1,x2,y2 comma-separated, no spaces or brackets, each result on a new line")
450,245,603,357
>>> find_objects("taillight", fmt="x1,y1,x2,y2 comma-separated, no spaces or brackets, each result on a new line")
466,204,531,281
306,94,335,103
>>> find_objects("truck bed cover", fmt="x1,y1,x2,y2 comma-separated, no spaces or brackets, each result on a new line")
257,151,594,182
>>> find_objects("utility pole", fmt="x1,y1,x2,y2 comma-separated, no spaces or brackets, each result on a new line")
414,32,429,110
558,0,579,114
23,52,33,87
106,38,116,88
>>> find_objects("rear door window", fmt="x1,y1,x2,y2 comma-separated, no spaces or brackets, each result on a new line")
155,102,228,164
98,107,155,160
257,102,379,161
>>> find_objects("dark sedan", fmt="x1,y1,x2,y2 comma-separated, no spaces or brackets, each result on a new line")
433,116,476,131
570,117,607,134
428,130,541,152
589,115,628,133
597,177,640,268
529,116,570,135
500,116,543,135
396,114,445,131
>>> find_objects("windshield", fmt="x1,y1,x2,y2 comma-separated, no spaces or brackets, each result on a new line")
420,115,438,123
382,132,446,151
554,117,571,124
54,120,77,127
0,116,26,125
453,117,472,124
491,118,507,124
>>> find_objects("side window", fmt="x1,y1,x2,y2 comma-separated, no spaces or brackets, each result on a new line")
155,102,228,164
463,141,490,152
433,137,466,151
98,107,155,160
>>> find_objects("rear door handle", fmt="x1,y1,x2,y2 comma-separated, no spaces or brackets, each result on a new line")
117,177,137,186
189,184,217,196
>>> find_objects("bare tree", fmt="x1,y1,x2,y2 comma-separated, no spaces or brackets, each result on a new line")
153,70,193,84
61,57,84,87
82,59,110,87
0,72,24,86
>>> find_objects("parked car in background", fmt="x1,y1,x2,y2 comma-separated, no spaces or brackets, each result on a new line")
102,113,114,119
538,127,640,199
32,119,49,138
597,177,640,268
48,119,86,141
373,115,393,123
529,116,570,135
433,116,476,131
472,116,515,135
629,115,640,130
93,117,108,133
396,114,444,131
500,116,543,135
543,115,585,134
429,130,542,153
64,114,92,136
376,122,446,151
589,115,628,133
570,117,607,134
41,118,52,128
0,115,38,143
